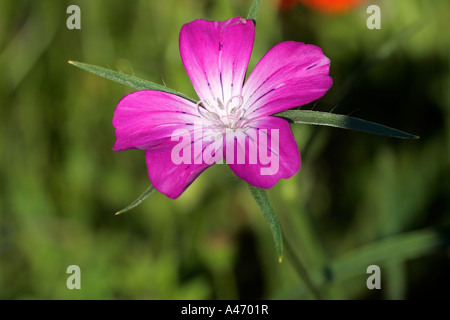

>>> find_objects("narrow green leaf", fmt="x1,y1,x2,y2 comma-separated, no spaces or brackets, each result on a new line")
331,228,449,280
248,185,283,262
275,110,419,139
115,185,155,215
246,0,261,22
275,228,450,298
68,60,196,103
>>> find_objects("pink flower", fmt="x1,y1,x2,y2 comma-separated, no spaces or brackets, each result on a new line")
113,17,332,199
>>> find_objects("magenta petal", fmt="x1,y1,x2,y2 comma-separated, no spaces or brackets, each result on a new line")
227,116,300,189
242,41,333,118
145,137,219,199
112,91,200,151
179,17,255,104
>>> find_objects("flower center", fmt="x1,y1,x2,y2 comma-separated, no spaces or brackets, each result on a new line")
196,96,249,132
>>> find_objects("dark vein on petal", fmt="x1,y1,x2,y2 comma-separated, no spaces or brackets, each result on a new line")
220,73,224,102
245,88,276,118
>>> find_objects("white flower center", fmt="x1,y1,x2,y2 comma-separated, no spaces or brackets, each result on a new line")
196,96,249,132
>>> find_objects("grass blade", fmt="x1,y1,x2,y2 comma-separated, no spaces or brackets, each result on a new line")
332,228,449,280
274,228,450,298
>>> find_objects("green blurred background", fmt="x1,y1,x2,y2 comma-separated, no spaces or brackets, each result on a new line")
0,0,449,299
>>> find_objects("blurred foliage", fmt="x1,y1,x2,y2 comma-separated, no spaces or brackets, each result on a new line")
0,0,449,299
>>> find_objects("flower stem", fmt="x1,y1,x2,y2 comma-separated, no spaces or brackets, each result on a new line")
282,233,325,300
248,185,324,299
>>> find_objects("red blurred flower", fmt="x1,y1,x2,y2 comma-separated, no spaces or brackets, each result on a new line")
279,0,365,14
279,0,299,11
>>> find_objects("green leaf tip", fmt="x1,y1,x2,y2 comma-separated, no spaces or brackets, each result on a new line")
248,185,283,261
275,110,419,139
247,0,261,23
115,185,155,216
68,60,196,103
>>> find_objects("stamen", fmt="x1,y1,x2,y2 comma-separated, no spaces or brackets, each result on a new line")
216,98,225,110
225,95,244,113
196,100,212,118
196,95,248,132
